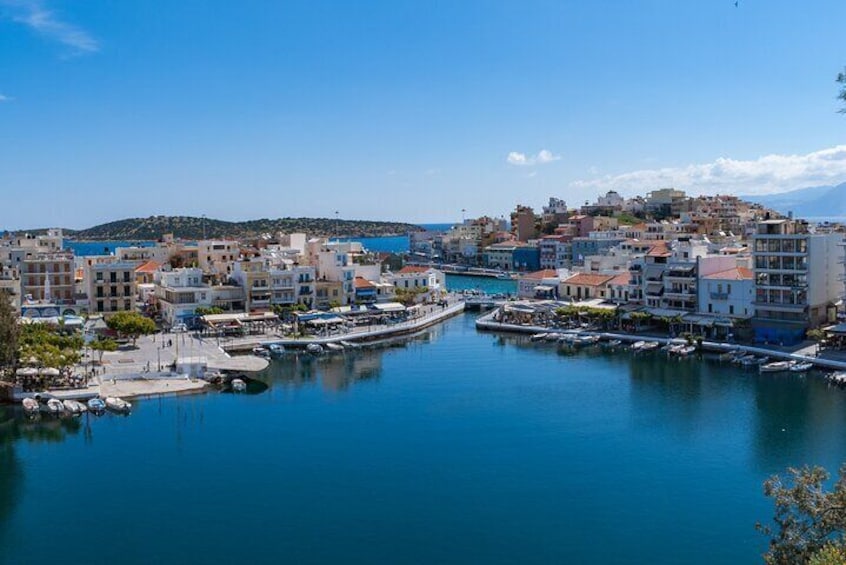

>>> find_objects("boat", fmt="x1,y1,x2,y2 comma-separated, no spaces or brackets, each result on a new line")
21,398,39,415
760,361,793,373
252,346,271,358
741,355,769,367
266,344,285,358
306,343,324,355
734,354,757,365
46,398,65,415
62,399,88,414
87,397,106,413
544,333,561,342
326,342,345,352
231,378,247,392
105,396,132,414
639,341,661,352
573,334,601,346
675,345,697,357
531,333,549,342
827,372,846,387
789,362,814,373
630,341,646,351
339,340,360,349
605,339,623,347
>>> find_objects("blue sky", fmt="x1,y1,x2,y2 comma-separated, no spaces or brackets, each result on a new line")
1,0,845,229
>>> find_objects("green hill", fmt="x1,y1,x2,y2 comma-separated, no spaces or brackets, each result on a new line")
55,216,424,241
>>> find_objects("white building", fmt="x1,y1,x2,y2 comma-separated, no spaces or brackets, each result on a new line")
698,266,754,319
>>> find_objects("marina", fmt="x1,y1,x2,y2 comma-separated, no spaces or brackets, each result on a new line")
5,313,846,564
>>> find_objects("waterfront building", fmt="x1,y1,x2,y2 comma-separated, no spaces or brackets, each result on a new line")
570,235,625,267
560,272,615,301
697,266,754,319
154,268,215,327
517,269,567,299
385,266,445,298
86,261,137,316
20,252,75,305
512,245,540,272
751,218,843,344
230,260,272,312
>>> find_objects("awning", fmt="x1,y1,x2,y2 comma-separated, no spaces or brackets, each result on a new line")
374,302,406,313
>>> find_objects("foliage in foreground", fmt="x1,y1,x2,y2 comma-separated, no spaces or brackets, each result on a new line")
758,465,846,564
105,311,156,346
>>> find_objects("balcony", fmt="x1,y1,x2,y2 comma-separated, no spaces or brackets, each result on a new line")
710,292,729,300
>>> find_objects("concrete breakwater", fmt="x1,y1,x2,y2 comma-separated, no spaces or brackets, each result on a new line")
475,309,846,372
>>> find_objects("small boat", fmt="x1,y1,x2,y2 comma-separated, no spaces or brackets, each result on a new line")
306,343,324,355
266,344,285,358
675,345,697,357
21,398,39,414
734,354,756,365
605,339,623,347
639,341,661,352
760,360,793,373
231,378,247,392
741,355,768,367
326,342,345,352
252,346,271,358
62,399,88,414
87,397,106,413
790,362,814,373
544,333,561,342
46,398,65,415
105,396,132,414
573,335,601,346
339,340,360,349
630,340,646,351
531,333,549,342
718,351,738,362
827,372,846,386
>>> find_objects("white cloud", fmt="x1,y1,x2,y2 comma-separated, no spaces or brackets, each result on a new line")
1,0,99,55
0,94,10,102
570,145,846,196
507,149,560,167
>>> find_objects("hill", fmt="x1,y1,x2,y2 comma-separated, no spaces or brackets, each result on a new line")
740,182,846,219
51,216,424,241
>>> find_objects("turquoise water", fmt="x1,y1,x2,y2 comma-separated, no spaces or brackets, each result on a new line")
4,316,846,564
446,274,517,295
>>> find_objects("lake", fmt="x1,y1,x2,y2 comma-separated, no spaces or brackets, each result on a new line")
3,313,846,564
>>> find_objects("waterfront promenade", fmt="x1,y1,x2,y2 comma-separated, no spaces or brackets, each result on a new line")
475,308,846,372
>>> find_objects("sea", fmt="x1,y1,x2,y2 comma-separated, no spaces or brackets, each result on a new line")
3,312,846,564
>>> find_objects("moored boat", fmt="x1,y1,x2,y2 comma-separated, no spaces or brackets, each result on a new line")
105,396,132,414
326,342,345,352
267,344,285,358
639,341,661,352
46,398,65,415
605,339,623,347
21,398,39,415
306,343,324,355
339,340,360,349
252,346,271,358
62,399,88,414
87,397,106,413
675,345,697,357
789,362,814,373
760,360,793,373
531,333,549,342
630,340,646,351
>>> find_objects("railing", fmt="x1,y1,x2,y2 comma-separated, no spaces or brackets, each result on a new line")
710,292,729,300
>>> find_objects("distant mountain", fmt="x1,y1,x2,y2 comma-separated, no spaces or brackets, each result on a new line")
20,216,425,241
740,182,846,219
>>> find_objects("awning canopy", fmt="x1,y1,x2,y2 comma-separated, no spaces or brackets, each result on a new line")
373,302,406,313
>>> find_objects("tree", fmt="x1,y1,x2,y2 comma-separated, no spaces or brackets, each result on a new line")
89,337,117,364
0,291,19,382
106,311,156,347
758,465,846,564
195,306,224,316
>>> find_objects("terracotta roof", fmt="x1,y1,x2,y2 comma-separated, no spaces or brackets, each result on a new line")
702,267,754,281
610,272,631,286
135,260,161,274
522,269,559,280
646,243,671,257
354,276,376,289
563,273,615,287
397,266,431,274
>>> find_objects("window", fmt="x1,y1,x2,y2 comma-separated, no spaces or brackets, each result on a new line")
729,305,734,315
124,285,131,296
708,304,713,313
97,300,104,312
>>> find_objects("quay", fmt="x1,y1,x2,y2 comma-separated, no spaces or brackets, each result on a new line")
221,300,466,352
475,308,846,373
